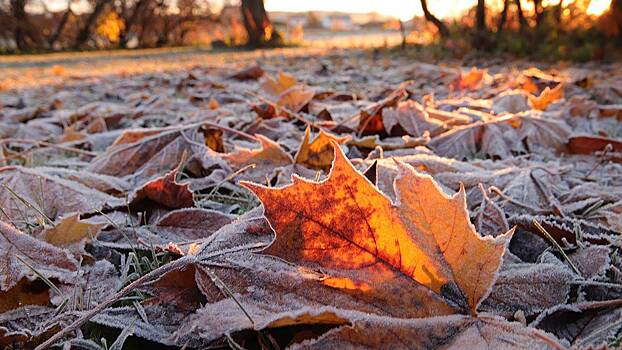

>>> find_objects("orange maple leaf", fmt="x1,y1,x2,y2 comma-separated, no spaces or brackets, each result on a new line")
529,83,564,111
294,127,350,171
242,143,513,316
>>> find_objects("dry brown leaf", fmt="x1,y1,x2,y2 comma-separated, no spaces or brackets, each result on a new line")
429,114,570,159
294,127,350,171
129,156,194,209
145,264,206,311
242,144,513,316
59,124,87,143
291,311,564,350
42,213,105,248
230,64,265,81
261,71,297,96
382,100,446,137
568,135,622,154
0,166,122,223
0,221,78,292
277,87,314,112
0,279,50,313
530,83,564,111
224,134,293,182
87,126,202,185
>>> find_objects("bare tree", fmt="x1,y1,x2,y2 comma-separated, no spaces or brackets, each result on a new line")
74,0,109,49
118,0,149,48
48,0,73,49
516,0,527,31
240,0,280,47
476,0,486,31
497,0,509,31
420,0,449,38
10,0,40,51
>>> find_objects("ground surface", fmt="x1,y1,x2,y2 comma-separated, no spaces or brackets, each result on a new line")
1,47,622,349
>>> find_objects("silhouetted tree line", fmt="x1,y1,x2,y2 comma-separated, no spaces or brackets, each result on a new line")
419,0,622,47
0,0,278,52
1,0,620,53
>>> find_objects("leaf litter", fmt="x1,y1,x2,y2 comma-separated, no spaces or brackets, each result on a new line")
1,49,622,349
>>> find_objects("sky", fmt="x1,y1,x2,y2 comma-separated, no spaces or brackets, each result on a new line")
37,0,614,21
264,0,474,21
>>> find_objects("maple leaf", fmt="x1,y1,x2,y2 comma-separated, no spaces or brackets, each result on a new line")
0,220,78,292
0,166,122,224
87,126,202,185
529,83,564,111
289,310,564,350
381,100,446,137
42,213,105,248
450,67,486,90
428,114,570,159
223,134,293,182
260,71,297,96
242,143,513,316
128,155,194,209
294,127,350,171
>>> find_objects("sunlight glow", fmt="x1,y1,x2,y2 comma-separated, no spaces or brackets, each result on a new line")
586,0,612,16
264,0,476,21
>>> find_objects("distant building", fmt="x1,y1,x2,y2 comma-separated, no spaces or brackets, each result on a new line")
287,15,308,28
321,15,356,31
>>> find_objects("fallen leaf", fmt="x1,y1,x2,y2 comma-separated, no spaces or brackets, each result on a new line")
277,87,314,112
381,100,446,137
224,134,293,182
42,213,105,248
0,220,78,292
480,262,575,318
294,127,350,171
568,135,622,154
129,155,194,209
230,64,264,81
530,84,564,111
87,126,203,185
242,143,513,316
288,310,562,350
450,67,486,90
0,279,50,313
0,166,122,224
261,71,297,96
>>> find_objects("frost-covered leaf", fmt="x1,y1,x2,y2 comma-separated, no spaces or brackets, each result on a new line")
481,262,575,318
0,166,122,223
0,221,78,293
242,144,513,316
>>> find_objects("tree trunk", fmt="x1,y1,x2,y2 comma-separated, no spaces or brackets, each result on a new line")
240,0,276,47
10,0,32,51
74,0,108,49
612,0,622,42
420,0,449,38
476,0,486,31
48,1,72,49
119,0,147,48
533,0,544,27
516,0,527,31
497,0,509,32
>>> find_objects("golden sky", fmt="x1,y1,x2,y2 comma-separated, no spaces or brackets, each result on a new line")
265,0,473,21
39,0,613,20
265,0,612,21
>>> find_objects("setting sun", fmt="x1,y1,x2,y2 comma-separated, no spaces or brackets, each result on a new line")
586,0,612,15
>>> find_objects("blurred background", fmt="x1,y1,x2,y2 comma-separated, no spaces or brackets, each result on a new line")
0,0,620,61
